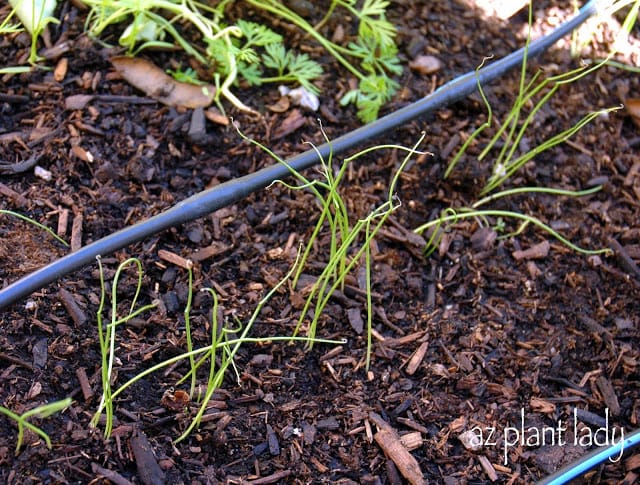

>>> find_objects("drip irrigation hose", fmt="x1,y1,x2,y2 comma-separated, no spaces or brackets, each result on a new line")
0,0,606,309
537,427,640,485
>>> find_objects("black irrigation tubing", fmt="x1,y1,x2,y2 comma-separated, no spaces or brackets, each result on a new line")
0,0,607,310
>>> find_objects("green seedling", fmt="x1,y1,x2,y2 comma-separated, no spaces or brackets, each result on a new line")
238,124,426,369
430,2,628,259
245,0,401,122
76,0,400,121
445,0,632,195
5,0,59,64
0,210,69,247
416,186,612,257
91,256,157,438
0,398,72,454
91,250,342,442
0,7,23,35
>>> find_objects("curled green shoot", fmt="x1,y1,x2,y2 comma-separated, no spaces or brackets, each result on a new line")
444,55,494,179
0,398,72,454
91,256,157,438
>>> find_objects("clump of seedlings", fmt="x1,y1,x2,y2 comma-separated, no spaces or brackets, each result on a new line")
238,124,426,369
418,0,638,256
90,253,342,442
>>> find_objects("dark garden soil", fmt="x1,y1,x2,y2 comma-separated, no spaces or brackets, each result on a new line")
1,0,640,483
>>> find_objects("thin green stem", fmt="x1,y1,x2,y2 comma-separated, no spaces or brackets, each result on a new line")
415,209,611,256
0,210,69,247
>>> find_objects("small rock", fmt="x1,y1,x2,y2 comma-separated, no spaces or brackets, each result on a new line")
188,107,207,143
458,429,483,451
279,85,319,111
409,55,443,75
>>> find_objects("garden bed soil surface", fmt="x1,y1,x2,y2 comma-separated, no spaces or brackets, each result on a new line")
1,0,640,483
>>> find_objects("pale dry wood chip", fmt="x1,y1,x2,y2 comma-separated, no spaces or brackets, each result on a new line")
57,208,69,237
71,213,83,252
205,106,229,125
58,288,87,327
409,55,443,75
111,56,215,109
91,463,134,485
158,249,193,270
266,424,280,456
32,338,48,369
530,397,556,414
625,454,640,471
188,241,232,262
76,367,94,401
54,57,68,82
477,455,499,481
248,470,292,484
65,94,94,110
512,240,550,260
399,431,423,451
130,431,165,485
470,227,497,251
626,98,640,129
272,109,306,139
0,182,29,208
266,96,290,113
71,145,94,162
405,341,429,375
369,412,426,485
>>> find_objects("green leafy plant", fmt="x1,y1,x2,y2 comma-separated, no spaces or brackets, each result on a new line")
4,0,59,64
238,124,426,369
207,19,323,96
0,398,72,453
246,0,401,122
76,0,400,120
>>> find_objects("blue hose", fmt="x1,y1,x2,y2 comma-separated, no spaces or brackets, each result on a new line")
538,427,640,484
0,0,605,310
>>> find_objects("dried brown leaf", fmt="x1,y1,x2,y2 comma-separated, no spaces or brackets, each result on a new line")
111,56,215,109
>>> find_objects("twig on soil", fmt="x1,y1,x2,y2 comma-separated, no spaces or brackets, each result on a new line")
247,470,292,484
0,154,40,174
369,411,426,485
91,463,134,485
609,238,640,280
130,430,165,485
